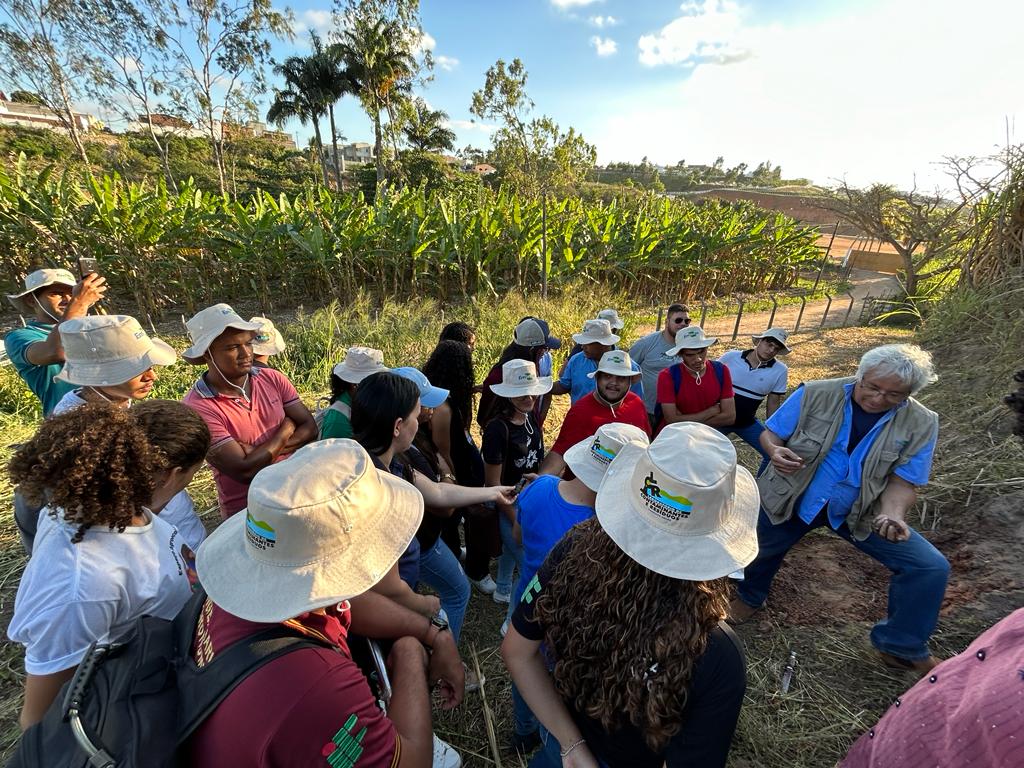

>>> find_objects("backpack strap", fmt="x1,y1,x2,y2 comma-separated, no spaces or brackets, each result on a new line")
710,360,725,389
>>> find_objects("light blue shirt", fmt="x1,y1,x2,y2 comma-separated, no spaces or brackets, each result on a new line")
766,383,936,529
557,351,643,404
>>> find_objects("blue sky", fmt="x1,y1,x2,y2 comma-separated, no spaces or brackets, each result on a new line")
272,0,1024,189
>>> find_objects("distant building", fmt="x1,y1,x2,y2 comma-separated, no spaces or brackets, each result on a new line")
470,163,497,176
329,142,374,164
0,93,99,133
126,113,206,138
222,120,296,149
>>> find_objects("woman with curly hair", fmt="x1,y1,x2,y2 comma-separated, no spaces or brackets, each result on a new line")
7,401,210,729
439,320,476,351
502,423,760,767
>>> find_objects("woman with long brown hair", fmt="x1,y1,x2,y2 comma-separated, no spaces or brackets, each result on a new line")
502,423,760,767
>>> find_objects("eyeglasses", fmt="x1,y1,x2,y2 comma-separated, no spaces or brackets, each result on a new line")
671,317,691,325
858,379,911,403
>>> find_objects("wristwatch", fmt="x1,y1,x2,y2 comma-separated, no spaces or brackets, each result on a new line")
429,612,450,632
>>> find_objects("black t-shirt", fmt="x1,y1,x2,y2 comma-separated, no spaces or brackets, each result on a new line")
511,537,747,768
403,444,446,550
446,400,485,488
481,414,544,486
848,401,886,454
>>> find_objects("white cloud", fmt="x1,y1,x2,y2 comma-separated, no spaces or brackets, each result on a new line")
589,15,618,28
551,0,602,8
588,0,1024,189
436,55,460,72
414,31,437,54
292,8,333,38
447,119,497,134
638,0,748,67
590,36,618,56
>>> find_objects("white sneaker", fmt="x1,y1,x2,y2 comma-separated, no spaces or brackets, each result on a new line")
433,734,462,768
500,618,510,638
493,588,511,605
469,575,497,595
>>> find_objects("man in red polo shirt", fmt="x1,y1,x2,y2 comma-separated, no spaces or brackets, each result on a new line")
188,439,465,768
181,304,317,518
656,325,735,433
540,350,650,477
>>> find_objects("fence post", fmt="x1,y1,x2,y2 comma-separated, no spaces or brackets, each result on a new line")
655,307,664,331
843,292,856,326
818,294,834,327
812,221,840,293
793,296,807,333
731,297,745,341
767,296,778,329
699,300,708,329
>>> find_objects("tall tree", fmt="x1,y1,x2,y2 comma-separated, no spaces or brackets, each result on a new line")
307,33,355,189
267,55,329,186
402,97,455,153
164,0,291,196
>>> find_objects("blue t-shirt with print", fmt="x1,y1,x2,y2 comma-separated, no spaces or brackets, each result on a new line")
4,321,73,416
557,351,643,404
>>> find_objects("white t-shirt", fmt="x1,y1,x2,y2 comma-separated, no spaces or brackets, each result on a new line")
8,508,193,675
718,349,788,427
49,389,207,550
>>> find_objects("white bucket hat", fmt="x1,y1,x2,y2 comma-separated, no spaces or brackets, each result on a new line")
196,439,424,623
597,308,625,331
572,318,620,347
250,316,286,356
7,268,77,314
489,359,553,398
183,303,261,362
333,346,389,384
586,349,640,380
664,325,718,356
54,315,176,386
564,422,649,492
595,422,760,581
752,327,791,355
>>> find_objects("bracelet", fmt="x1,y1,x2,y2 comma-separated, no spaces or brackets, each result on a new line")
559,738,585,758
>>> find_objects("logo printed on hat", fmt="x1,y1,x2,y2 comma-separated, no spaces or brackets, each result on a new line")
589,436,618,465
246,512,277,550
640,472,694,520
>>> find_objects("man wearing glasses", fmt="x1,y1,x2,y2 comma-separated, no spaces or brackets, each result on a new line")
729,344,948,675
629,303,690,430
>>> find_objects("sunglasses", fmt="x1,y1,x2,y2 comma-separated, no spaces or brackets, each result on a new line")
671,317,691,325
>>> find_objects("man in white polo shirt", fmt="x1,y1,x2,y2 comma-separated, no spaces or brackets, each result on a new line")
718,328,790,471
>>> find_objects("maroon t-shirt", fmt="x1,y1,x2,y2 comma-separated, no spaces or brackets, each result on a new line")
550,391,651,456
186,600,399,768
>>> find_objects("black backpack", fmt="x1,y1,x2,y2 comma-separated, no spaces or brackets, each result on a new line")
8,587,329,768
652,360,726,429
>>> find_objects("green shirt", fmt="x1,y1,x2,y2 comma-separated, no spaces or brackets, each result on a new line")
4,321,74,416
319,392,353,440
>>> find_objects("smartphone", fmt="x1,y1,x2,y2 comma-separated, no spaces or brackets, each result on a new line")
77,257,99,278
367,639,392,711
512,477,529,496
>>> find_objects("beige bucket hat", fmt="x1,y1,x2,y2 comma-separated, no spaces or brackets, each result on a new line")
595,422,759,581
664,325,718,356
250,316,286,356
183,304,261,362
489,359,553,398
752,327,791,355
196,439,424,623
7,268,77,314
586,349,640,380
572,318,620,347
597,308,625,331
54,315,176,386
564,422,649,492
333,346,389,384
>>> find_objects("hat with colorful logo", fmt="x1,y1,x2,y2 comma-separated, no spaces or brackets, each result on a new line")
7,268,77,314
564,422,650,492
572,318,620,347
392,366,450,408
250,316,287,357
197,439,424,622
55,315,177,386
597,308,625,331
586,349,641,380
752,327,791,355
182,303,261,363
664,325,718,356
332,346,389,384
489,359,553,399
595,422,759,580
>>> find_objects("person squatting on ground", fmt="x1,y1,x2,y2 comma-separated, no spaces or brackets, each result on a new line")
656,325,736,432
629,302,691,430
730,343,948,672
4,268,107,416
7,401,210,730
181,304,317,519
551,318,642,405
717,327,791,470
481,360,551,616
540,349,651,477
502,422,758,768
321,346,390,439
186,439,465,768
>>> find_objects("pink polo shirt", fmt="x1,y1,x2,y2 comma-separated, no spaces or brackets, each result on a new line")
183,367,300,518
841,608,1024,768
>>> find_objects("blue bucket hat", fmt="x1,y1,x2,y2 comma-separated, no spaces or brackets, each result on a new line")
392,366,450,408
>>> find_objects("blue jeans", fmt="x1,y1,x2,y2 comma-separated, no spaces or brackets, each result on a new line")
497,512,523,603
720,420,770,476
529,725,562,768
736,507,950,660
418,538,470,643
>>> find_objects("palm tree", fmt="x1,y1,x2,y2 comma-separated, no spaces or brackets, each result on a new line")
307,34,357,190
332,16,416,187
403,98,456,153
267,54,329,186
